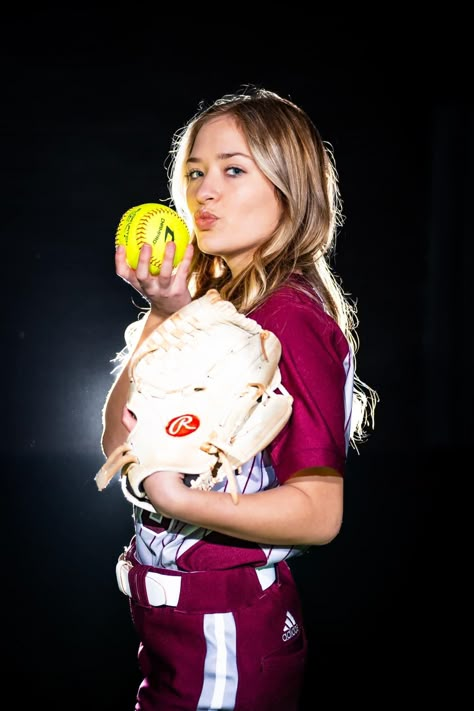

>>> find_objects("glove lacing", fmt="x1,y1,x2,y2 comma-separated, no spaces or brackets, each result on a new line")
95,442,138,492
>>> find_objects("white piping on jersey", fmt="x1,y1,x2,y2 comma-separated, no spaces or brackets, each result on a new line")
343,347,355,452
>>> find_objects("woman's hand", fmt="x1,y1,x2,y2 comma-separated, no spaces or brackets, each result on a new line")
143,470,190,519
116,240,194,317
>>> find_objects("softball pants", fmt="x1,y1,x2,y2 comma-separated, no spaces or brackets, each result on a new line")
117,549,307,710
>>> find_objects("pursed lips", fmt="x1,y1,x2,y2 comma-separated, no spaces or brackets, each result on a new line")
195,209,218,230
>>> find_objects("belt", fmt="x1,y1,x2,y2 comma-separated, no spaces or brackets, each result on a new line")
116,554,277,609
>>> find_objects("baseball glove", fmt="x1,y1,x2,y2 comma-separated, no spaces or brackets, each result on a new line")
95,289,293,510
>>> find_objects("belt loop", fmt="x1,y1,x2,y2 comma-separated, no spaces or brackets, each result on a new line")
255,563,277,590
128,564,152,605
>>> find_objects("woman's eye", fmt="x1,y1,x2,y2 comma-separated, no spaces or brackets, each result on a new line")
185,169,203,180
227,166,244,176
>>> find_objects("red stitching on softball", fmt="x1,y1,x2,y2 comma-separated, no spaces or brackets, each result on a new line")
116,205,189,254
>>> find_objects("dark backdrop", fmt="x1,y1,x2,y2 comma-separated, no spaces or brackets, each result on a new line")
2,11,468,710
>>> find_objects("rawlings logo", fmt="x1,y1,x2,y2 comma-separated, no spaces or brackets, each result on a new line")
166,415,200,437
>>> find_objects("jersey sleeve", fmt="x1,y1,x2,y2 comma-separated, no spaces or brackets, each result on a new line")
252,290,353,483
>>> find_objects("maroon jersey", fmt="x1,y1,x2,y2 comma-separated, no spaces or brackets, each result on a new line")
131,279,354,573
250,278,353,482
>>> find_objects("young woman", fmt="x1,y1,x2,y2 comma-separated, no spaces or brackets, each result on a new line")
101,87,377,711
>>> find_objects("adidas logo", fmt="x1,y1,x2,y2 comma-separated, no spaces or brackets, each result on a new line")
282,611,300,642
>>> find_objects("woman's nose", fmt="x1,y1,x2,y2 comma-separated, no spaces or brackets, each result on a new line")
195,174,220,203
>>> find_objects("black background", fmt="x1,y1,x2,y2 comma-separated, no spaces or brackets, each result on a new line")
2,10,468,710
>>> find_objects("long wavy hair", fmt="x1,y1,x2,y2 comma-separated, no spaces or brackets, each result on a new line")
165,86,378,445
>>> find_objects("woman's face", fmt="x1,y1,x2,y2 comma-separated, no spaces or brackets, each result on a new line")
186,115,282,276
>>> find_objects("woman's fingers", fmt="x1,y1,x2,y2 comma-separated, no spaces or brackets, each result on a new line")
115,244,128,275
115,244,142,292
135,243,153,281
174,243,194,285
157,241,177,282
115,240,193,309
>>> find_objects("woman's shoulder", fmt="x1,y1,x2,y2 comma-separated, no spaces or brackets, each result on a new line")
253,281,320,312
249,277,330,329
249,279,349,360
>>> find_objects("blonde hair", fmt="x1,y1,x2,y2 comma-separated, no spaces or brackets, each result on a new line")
167,86,377,445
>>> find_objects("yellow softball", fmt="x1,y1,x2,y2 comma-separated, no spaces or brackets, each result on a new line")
115,203,190,275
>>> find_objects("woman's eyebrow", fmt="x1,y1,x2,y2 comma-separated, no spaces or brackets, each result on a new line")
186,152,253,163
